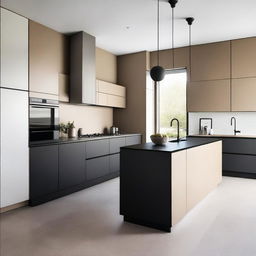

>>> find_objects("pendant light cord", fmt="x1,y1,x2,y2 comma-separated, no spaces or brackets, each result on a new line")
186,17,194,80
189,23,191,80
157,0,160,66
172,7,175,68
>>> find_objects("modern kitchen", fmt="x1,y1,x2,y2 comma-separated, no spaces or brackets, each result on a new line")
1,0,256,255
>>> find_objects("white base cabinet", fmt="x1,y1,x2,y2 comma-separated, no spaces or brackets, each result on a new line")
0,88,29,207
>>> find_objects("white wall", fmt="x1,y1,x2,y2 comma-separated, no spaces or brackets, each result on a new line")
188,112,256,135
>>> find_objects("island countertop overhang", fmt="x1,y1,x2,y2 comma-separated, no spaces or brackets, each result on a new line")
121,137,222,153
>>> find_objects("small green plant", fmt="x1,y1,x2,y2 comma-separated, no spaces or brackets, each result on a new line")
60,121,75,134
67,121,75,129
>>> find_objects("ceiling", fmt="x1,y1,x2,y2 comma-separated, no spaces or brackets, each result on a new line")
2,0,256,55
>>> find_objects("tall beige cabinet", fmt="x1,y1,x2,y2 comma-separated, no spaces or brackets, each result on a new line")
29,20,68,99
0,8,29,209
231,37,256,111
187,41,231,112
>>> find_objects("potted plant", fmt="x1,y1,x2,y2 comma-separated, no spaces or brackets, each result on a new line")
59,121,76,138
67,121,76,138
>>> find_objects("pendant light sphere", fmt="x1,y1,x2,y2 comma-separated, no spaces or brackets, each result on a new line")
150,65,165,82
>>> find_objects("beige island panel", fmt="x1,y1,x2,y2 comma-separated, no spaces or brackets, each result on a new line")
172,141,222,225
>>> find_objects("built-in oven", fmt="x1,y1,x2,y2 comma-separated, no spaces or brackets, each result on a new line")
29,97,59,141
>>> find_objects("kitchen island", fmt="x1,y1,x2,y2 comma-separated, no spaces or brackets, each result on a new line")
120,137,222,232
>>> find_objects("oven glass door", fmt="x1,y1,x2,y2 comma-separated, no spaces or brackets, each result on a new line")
30,105,59,131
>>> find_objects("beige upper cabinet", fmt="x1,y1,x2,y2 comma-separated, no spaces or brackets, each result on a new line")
96,80,126,108
232,77,256,111
96,48,117,83
0,8,28,90
231,37,256,78
29,21,68,96
187,80,230,112
191,41,230,81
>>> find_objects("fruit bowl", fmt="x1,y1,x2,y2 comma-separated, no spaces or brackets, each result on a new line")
150,134,168,145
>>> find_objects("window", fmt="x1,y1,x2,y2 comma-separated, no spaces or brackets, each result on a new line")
158,69,187,138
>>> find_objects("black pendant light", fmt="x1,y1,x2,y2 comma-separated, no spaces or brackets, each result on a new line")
186,17,194,80
168,0,178,68
150,0,165,82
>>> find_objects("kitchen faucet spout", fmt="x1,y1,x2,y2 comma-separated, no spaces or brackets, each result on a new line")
170,118,180,141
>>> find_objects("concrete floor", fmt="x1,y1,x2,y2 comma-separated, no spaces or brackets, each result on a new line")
1,177,256,256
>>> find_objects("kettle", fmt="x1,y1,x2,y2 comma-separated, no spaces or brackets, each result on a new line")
110,126,116,135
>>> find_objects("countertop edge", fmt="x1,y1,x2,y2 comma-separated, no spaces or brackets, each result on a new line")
29,134,142,147
121,138,222,154
189,135,256,139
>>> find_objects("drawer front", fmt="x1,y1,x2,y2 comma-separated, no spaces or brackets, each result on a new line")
125,135,141,146
110,153,120,173
110,137,126,154
222,138,256,155
223,153,256,174
86,156,109,180
86,139,109,159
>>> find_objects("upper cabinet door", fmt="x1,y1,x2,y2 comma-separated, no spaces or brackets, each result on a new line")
232,37,256,78
0,8,28,90
231,77,256,111
187,80,231,112
191,41,230,82
29,21,65,96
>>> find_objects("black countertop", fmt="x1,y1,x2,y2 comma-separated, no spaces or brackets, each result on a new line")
30,134,141,147
121,137,221,153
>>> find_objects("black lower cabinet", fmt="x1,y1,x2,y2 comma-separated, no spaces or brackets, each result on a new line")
30,145,59,200
125,135,141,146
59,142,86,189
223,153,256,178
222,138,256,179
110,153,120,173
30,135,142,205
86,156,109,180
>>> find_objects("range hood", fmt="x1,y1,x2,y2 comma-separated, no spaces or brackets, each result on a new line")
70,31,96,105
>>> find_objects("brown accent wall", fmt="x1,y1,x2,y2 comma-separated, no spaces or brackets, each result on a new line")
113,51,148,142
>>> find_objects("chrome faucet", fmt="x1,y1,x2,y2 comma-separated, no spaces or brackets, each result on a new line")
170,118,180,141
231,117,241,135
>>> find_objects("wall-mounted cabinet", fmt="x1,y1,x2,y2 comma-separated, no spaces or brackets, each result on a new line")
187,80,230,112
0,8,28,90
29,21,67,96
231,77,256,111
191,41,230,82
96,80,126,108
232,37,256,78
